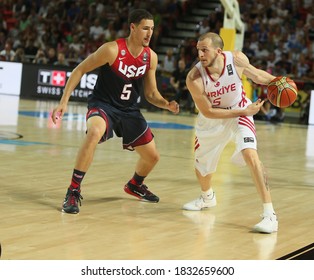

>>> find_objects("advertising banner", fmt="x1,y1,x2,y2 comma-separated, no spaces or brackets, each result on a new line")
20,63,97,102
0,61,23,96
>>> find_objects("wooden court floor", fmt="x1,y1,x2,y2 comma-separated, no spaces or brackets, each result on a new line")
0,96,313,260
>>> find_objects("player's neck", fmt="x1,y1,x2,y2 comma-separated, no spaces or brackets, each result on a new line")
206,53,224,74
125,37,143,58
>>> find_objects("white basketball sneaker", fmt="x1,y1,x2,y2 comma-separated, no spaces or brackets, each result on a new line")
253,214,278,234
183,193,217,211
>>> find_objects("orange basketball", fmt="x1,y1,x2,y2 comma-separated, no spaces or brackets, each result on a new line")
267,76,298,108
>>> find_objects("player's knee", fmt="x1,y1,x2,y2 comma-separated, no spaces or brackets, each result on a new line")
86,125,105,141
149,151,160,164
153,151,160,163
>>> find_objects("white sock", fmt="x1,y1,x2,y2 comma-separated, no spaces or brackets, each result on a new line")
201,189,214,200
263,203,276,216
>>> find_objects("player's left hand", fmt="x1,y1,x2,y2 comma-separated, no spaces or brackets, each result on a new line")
244,99,265,116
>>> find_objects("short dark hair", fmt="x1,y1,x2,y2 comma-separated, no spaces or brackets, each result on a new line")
128,9,153,25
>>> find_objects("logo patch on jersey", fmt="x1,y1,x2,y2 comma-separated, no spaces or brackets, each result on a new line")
214,81,220,87
227,64,233,75
143,52,148,62
244,137,254,143
120,49,126,56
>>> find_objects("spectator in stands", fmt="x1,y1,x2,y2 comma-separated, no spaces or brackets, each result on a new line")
116,22,129,38
18,12,31,33
196,18,210,36
0,31,7,51
24,38,39,58
273,52,290,76
294,53,311,78
12,46,27,62
89,18,104,42
66,1,80,22
242,40,255,61
94,0,105,16
103,21,116,42
160,48,176,89
12,0,26,17
305,17,314,57
0,14,8,35
0,40,15,61
69,34,84,54
170,59,194,112
37,0,50,18
32,48,47,64
54,51,69,66
45,46,57,64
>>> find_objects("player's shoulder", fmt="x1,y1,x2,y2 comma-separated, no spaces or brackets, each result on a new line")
97,41,118,56
148,47,157,59
103,40,118,51
94,41,118,63
187,65,201,82
231,50,250,68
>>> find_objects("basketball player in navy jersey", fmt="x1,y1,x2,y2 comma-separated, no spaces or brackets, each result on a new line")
183,32,278,233
51,9,179,214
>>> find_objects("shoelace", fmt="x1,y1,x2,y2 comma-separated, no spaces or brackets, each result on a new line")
139,184,153,196
69,190,83,206
260,214,277,221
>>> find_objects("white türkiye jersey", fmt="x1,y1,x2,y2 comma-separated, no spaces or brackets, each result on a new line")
195,51,247,109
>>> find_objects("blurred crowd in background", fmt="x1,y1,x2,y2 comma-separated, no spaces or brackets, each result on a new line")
0,0,313,79
0,0,198,66
0,0,313,122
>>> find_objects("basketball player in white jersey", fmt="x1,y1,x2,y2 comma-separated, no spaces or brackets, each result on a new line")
183,32,278,233
51,9,179,214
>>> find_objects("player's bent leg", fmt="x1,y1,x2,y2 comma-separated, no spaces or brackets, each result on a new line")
62,116,107,214
124,141,160,202
75,115,107,170
133,140,160,175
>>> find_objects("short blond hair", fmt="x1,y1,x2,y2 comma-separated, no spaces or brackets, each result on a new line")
198,32,224,49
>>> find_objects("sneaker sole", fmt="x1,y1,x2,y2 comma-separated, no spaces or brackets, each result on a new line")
182,205,216,211
62,208,79,214
124,185,159,203
253,225,278,234
182,201,217,211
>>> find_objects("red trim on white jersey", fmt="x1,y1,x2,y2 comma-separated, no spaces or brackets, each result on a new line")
239,116,256,135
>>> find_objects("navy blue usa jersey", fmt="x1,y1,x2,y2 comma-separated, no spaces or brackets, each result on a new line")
89,38,151,110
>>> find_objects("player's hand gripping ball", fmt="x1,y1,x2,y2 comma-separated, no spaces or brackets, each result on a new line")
267,76,298,108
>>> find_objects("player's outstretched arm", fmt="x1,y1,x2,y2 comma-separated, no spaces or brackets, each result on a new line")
51,42,116,124
233,50,276,85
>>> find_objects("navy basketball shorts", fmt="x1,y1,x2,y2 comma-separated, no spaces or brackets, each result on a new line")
86,101,153,150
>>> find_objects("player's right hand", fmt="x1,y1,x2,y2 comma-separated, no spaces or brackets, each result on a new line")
167,100,180,114
51,104,66,124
